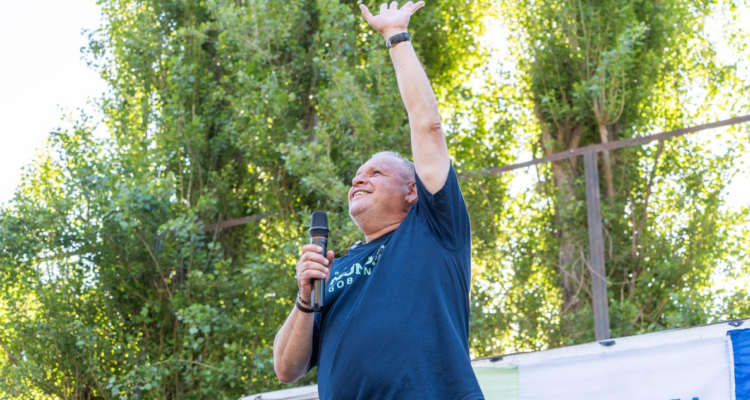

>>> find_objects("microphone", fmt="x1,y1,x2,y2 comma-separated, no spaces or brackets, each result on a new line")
309,211,329,312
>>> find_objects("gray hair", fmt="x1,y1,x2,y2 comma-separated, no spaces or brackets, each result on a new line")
371,151,415,181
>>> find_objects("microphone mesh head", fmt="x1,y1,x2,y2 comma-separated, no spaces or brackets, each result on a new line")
311,211,328,229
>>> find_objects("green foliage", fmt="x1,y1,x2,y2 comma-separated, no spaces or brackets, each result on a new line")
0,0,492,398
466,0,750,354
1,0,749,398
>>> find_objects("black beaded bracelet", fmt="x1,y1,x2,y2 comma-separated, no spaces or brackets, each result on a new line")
296,300,314,313
298,292,311,306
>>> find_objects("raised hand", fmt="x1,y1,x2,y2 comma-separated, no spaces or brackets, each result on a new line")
359,1,425,39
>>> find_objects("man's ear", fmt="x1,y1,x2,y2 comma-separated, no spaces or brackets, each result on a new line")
405,181,418,205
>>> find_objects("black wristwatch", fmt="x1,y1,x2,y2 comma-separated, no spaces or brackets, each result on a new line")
386,32,411,49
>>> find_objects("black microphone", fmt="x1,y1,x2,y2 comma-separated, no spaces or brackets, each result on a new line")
309,211,329,312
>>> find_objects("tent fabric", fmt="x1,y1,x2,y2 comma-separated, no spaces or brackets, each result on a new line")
475,328,750,400
730,328,750,400
516,336,731,400
473,366,519,399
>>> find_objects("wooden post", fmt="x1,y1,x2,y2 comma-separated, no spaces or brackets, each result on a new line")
583,150,610,341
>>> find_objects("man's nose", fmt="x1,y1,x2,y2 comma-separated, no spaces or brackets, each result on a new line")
352,174,367,186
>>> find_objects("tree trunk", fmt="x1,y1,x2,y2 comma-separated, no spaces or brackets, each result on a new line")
593,100,616,201
596,121,616,200
551,161,582,312
538,111,585,316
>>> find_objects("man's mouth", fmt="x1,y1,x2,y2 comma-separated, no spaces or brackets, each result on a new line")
352,190,370,199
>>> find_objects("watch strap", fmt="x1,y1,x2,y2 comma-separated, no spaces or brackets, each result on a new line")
386,32,411,49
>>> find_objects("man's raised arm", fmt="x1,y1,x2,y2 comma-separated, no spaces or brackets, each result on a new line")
360,1,450,194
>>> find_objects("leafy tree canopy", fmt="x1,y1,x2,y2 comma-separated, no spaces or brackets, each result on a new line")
1,0,749,398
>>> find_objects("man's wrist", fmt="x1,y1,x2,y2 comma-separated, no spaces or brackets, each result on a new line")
295,299,314,313
384,32,411,50
382,29,409,42
298,292,312,305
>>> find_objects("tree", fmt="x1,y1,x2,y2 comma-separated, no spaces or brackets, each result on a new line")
2,0,749,397
0,0,492,398
467,0,750,352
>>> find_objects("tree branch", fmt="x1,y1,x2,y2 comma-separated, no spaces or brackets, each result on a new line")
0,336,18,366
635,140,665,250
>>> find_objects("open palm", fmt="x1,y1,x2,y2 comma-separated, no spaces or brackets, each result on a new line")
359,1,426,37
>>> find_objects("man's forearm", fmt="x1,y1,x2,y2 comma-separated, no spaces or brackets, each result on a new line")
275,244,331,382
386,31,450,193
386,32,441,133
273,307,315,383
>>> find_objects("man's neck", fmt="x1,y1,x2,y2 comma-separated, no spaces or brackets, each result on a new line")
364,221,402,243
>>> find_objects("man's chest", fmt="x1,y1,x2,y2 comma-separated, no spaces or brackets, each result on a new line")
325,243,385,305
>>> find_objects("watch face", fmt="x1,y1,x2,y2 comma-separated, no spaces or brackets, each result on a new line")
386,33,409,48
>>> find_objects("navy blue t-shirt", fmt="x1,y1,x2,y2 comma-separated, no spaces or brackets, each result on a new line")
309,165,483,400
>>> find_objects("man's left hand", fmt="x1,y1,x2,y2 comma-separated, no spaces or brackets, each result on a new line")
359,1,425,39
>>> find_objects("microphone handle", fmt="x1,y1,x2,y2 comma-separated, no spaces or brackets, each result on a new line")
310,236,327,312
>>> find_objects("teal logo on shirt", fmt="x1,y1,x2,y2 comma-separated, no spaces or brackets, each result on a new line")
328,245,384,293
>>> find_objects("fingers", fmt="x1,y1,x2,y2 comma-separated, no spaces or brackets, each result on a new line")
297,245,330,278
300,243,326,255
359,4,373,22
299,250,330,266
410,1,425,13
297,268,328,286
364,1,425,20
297,246,331,302
298,257,329,278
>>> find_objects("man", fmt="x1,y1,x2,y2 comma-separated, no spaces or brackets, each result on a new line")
273,2,483,399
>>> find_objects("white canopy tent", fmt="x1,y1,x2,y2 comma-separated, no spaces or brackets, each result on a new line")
241,319,749,400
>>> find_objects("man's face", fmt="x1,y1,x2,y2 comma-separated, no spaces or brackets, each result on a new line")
348,155,414,229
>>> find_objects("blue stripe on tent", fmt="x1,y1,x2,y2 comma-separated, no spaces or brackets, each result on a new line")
730,328,750,400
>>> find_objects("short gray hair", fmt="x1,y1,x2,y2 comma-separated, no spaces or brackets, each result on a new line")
371,151,415,181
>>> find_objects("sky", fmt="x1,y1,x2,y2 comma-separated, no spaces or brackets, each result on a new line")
0,0,106,204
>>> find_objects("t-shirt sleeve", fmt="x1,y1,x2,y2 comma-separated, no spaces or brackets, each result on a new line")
414,163,471,250
308,312,321,371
